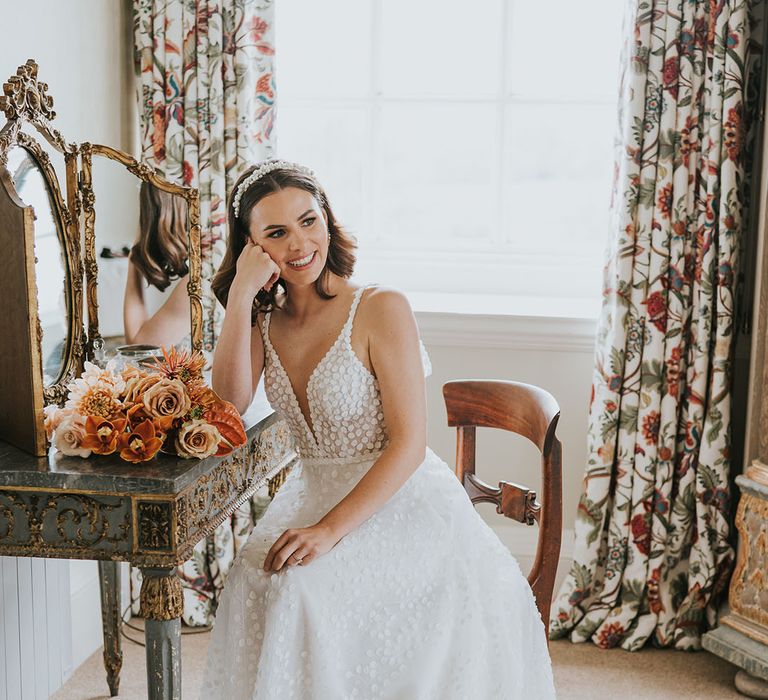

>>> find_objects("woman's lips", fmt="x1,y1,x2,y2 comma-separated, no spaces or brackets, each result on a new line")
286,251,316,270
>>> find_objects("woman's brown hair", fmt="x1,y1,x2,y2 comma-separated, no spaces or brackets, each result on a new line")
212,162,357,323
131,182,189,291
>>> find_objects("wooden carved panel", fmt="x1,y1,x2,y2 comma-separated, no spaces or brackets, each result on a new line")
725,489,768,645
174,420,294,557
0,488,132,557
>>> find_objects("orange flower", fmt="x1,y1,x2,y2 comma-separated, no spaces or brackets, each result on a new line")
147,346,206,388
80,415,128,455
126,403,174,433
119,419,164,463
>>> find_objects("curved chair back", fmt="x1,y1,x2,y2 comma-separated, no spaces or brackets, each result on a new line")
442,379,563,637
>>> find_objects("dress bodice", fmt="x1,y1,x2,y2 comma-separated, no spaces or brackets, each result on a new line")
260,284,431,460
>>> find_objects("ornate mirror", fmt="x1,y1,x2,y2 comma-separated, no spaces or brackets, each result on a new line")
0,60,84,455
80,143,203,359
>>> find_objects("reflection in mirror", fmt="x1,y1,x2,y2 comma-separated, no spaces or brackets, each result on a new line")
91,156,191,353
6,146,68,385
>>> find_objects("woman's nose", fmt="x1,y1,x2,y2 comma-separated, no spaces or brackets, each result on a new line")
286,228,304,250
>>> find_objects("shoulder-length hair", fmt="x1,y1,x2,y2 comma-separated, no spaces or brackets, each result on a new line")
212,163,357,324
131,182,189,291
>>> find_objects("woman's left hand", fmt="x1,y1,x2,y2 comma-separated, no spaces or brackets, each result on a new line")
263,523,338,572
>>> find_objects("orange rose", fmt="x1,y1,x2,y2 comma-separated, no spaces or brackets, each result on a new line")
118,419,164,463
80,416,128,455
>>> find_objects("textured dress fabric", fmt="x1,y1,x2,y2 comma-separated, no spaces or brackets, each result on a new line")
200,285,556,699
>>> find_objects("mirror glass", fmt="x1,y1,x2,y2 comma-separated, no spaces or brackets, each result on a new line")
90,156,193,354
6,145,69,385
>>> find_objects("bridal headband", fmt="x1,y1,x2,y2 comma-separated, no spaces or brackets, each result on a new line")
232,160,315,218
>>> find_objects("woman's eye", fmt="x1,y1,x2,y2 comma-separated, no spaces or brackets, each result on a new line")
267,229,285,238
301,217,316,227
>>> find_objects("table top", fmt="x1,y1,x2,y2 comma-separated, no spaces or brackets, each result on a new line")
0,396,276,495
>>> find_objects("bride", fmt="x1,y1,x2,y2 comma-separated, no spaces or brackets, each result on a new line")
200,160,556,699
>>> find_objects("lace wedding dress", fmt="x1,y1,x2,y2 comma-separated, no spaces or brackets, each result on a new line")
201,285,556,699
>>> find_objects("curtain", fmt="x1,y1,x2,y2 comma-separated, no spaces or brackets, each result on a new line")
130,0,276,626
550,0,763,650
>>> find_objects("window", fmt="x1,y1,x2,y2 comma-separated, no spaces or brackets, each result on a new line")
275,0,624,305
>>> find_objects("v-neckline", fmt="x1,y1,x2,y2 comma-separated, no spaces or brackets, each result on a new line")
265,285,367,448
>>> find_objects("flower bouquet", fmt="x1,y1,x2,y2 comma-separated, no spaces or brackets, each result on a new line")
44,348,247,463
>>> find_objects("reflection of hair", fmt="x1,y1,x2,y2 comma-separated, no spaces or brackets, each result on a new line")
212,163,357,322
131,182,189,291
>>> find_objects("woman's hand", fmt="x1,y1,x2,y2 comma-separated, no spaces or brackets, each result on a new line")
232,238,281,300
263,523,338,572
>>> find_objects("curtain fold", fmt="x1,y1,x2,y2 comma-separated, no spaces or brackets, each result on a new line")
130,0,276,626
550,0,764,650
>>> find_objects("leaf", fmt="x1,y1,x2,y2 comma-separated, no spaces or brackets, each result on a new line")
205,400,247,455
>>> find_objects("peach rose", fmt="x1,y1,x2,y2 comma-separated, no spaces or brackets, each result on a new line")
122,371,161,404
142,378,191,422
175,420,221,459
53,416,92,458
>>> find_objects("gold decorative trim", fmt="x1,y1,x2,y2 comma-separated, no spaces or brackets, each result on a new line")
13,133,85,406
746,460,768,487
82,143,203,354
0,60,70,155
139,571,184,620
0,61,84,427
728,492,768,631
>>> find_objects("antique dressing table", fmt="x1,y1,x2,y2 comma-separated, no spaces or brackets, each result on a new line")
0,60,293,698
0,402,295,699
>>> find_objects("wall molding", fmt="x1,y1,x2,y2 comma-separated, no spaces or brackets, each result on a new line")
416,310,597,353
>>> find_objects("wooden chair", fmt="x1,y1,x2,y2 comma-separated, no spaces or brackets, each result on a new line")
442,380,563,637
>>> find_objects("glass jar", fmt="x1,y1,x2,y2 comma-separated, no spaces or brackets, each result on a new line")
113,344,163,371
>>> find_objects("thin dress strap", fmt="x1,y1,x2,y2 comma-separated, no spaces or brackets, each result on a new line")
341,285,372,343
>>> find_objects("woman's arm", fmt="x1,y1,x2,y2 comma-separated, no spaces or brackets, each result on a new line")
123,259,149,342
211,287,264,414
211,239,280,413
264,288,427,571
123,262,191,346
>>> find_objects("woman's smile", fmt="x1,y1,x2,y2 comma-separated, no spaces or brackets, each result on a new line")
286,250,317,270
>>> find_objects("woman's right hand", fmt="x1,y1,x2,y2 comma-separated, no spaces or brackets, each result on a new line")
232,238,281,300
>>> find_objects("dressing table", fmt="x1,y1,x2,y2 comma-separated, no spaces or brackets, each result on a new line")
0,403,295,699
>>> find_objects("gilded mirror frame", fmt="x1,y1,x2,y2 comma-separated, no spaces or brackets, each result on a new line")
0,60,85,408
79,144,203,357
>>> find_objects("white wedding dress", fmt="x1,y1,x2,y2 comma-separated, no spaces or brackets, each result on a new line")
200,285,556,699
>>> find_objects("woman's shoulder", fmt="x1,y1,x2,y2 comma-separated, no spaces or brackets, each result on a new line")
358,284,416,331
360,284,412,312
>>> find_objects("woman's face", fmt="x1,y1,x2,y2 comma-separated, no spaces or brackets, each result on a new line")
247,186,329,284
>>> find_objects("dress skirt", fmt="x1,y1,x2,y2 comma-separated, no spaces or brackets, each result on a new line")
200,447,556,699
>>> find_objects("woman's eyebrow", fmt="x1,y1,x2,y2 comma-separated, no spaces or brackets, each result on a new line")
262,209,314,231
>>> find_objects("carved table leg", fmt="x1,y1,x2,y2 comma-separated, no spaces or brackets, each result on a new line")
139,566,184,700
97,560,123,696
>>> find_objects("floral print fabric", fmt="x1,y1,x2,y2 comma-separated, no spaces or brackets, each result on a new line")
131,0,276,626
550,0,762,650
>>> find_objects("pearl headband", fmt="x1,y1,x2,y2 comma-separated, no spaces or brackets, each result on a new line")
232,160,315,218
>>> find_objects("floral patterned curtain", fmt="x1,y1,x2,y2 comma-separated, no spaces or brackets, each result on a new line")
130,0,276,626
550,0,763,650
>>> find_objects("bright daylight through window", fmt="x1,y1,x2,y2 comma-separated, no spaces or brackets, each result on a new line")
275,0,624,311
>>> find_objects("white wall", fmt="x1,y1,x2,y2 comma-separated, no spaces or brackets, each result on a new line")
1,2,134,696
